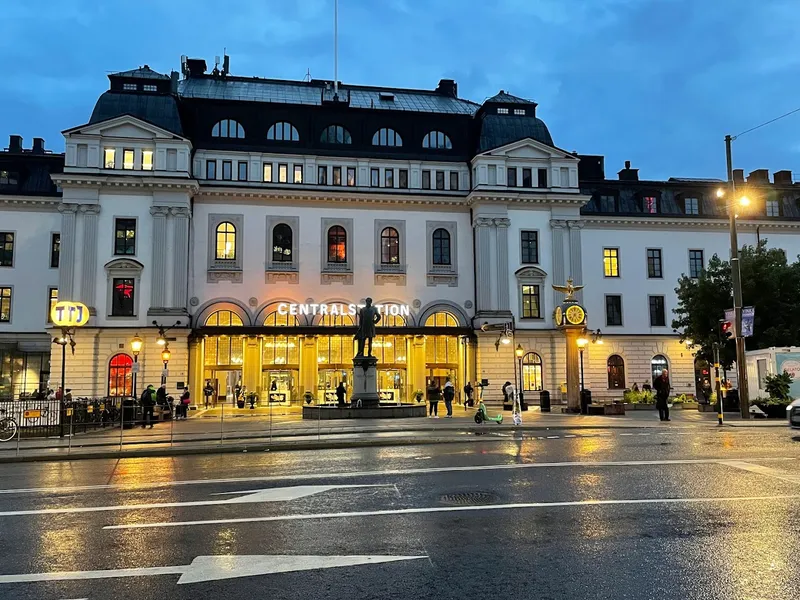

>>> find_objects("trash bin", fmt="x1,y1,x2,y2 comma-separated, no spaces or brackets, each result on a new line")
580,389,592,414
540,390,551,412
122,398,136,429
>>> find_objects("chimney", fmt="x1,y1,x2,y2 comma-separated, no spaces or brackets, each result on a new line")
436,78,458,98
8,135,22,153
618,160,639,181
185,58,207,77
773,170,793,185
732,169,744,184
170,71,179,94
32,138,45,154
747,169,770,184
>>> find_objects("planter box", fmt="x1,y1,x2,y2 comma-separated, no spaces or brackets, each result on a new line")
679,402,699,410
626,403,655,411
753,404,791,419
698,403,717,413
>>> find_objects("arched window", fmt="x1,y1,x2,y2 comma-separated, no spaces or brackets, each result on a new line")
320,125,352,144
651,355,669,385
380,313,407,327
380,227,400,264
263,310,299,327
272,223,293,263
320,313,355,327
215,222,236,260
205,310,244,326
108,354,133,397
422,130,452,149
267,121,299,142
607,355,626,389
424,311,459,328
211,119,245,139
327,225,347,263
432,228,451,265
522,352,543,391
425,311,459,369
372,128,402,147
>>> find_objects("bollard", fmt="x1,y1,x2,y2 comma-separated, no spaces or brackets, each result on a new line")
220,400,225,441
15,420,21,456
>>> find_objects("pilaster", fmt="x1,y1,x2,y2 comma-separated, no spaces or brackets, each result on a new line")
149,206,169,310
494,218,511,312
567,220,584,303
79,204,100,311
474,217,494,313
550,219,567,309
410,335,427,400
300,336,318,400
242,336,261,395
57,204,79,300
170,207,190,311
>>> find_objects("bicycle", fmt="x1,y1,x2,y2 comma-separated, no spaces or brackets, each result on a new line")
0,408,19,442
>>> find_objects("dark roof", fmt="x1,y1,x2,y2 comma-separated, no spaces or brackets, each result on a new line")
478,114,554,152
110,66,169,80
178,77,479,115
0,152,63,197
89,91,183,135
484,91,535,105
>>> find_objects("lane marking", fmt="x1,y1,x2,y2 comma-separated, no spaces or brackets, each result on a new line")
721,460,800,484
104,494,800,530
1,457,797,497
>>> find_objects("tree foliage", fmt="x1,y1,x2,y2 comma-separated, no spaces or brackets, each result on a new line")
672,241,800,369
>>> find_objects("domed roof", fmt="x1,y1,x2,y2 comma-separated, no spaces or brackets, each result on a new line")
477,90,554,152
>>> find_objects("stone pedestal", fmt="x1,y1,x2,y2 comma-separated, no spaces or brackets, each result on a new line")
351,355,380,408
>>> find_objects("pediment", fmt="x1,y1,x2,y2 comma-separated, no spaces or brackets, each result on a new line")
64,115,186,141
515,266,548,281
104,258,144,272
478,137,579,161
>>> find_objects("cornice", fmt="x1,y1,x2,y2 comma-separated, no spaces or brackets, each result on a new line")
581,215,800,230
0,195,60,210
196,186,468,207
51,174,199,193
467,191,590,207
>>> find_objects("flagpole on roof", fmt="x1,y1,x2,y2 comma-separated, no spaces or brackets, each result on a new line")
333,0,339,98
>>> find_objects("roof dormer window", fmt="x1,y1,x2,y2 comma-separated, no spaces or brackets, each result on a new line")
123,83,137,91
267,121,299,142
422,131,452,150
514,109,526,116
497,108,509,114
212,119,245,139
143,84,157,92
372,128,402,147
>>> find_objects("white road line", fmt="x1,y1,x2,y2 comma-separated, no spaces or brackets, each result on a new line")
1,457,797,497
564,434,577,438
104,494,800,531
546,436,559,439
721,460,800,484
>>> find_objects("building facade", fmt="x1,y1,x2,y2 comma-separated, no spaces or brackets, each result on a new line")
2,56,799,405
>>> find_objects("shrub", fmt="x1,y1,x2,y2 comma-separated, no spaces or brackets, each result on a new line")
623,389,655,404
765,372,793,401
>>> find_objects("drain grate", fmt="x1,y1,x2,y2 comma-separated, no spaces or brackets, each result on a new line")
439,491,499,506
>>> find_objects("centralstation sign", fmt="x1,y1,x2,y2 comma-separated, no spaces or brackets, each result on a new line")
276,302,411,318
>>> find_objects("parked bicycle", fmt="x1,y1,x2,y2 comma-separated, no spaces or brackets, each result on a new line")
0,408,18,442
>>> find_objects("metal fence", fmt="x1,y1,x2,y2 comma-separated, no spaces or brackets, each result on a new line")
0,397,124,438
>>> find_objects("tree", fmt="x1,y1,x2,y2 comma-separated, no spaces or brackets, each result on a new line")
672,241,800,369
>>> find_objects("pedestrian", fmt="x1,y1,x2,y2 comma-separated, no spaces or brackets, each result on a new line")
631,382,639,393
463,381,474,409
179,387,191,419
442,376,455,418
140,384,156,428
156,384,167,406
427,380,441,418
336,381,346,407
502,381,512,405
203,380,214,408
655,369,671,422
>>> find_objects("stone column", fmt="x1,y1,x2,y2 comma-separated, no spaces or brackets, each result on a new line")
300,336,318,402
170,207,190,311
474,217,494,313
79,204,100,311
564,328,581,411
57,204,78,300
550,220,567,309
188,337,204,408
150,206,169,310
410,335,427,402
568,220,584,303
494,218,511,312
242,336,261,396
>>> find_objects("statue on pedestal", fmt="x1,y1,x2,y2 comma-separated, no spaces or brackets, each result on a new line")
354,297,381,357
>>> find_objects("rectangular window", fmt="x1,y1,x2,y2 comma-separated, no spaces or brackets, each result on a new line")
521,285,541,319
600,195,616,212
263,163,273,182
643,196,658,213
605,295,622,326
222,160,232,181
0,287,10,322
333,166,342,186
318,166,328,185
104,148,116,169
514,108,526,116
560,167,570,187
603,248,620,277
689,249,704,278
507,167,517,187
371,168,380,187
684,197,699,215
114,218,137,256
647,248,663,278
766,199,781,217
0,232,13,267
346,167,356,186
435,171,445,190
497,107,509,114
0,170,18,185
50,233,60,268
522,168,532,188
488,165,497,185
206,160,216,180
111,278,135,317
123,83,137,91
278,164,288,183
649,295,666,327
422,170,431,189
141,150,154,171
123,149,134,170
399,169,408,189
449,171,459,191
47,288,58,323
166,149,177,171
237,161,247,181
143,84,157,92
520,231,538,264
537,168,548,188
293,164,303,184
77,144,88,167
385,169,394,188
757,359,767,390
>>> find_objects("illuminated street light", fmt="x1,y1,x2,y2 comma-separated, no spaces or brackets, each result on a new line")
161,348,171,362
130,335,143,356
576,337,589,348
515,343,524,358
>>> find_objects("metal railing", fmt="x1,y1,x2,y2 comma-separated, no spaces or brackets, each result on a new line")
0,397,124,438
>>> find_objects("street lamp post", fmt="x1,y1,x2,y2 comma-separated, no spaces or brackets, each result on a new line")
515,343,525,410
576,337,588,391
130,334,143,399
161,346,171,386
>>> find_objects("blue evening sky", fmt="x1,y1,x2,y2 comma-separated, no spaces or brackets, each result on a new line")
2,0,800,180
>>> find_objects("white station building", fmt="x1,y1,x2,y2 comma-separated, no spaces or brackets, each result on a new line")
2,56,800,406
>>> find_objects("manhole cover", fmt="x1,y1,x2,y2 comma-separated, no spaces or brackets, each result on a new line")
439,491,499,505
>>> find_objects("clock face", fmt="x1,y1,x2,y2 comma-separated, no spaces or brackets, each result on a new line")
565,305,585,325
554,306,563,325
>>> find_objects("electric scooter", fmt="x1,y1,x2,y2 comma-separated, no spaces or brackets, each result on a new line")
473,382,503,424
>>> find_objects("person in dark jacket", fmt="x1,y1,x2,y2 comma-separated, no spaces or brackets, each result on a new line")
463,381,474,409
427,381,441,418
654,370,671,421
336,381,346,407
442,376,455,417
140,384,156,428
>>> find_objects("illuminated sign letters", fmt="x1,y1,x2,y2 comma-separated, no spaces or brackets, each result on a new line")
51,301,90,328
276,302,410,318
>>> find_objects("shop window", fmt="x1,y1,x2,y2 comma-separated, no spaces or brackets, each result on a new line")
205,310,244,326
373,335,406,364
607,355,625,389
204,336,244,367
215,222,237,260
522,352,543,391
424,312,460,374
651,355,668,385
108,354,133,397
262,335,299,366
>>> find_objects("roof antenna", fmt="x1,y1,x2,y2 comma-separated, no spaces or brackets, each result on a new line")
304,68,312,82
333,0,339,100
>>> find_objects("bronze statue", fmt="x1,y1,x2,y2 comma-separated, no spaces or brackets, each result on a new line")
354,297,381,357
552,278,584,301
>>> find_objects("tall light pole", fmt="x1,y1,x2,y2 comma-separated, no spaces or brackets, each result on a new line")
515,343,525,409
576,336,588,391
161,346,171,387
130,334,143,398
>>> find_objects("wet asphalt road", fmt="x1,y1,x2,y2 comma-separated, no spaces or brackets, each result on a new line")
0,427,799,600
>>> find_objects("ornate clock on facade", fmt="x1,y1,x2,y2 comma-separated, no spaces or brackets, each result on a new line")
565,305,586,325
554,306,563,326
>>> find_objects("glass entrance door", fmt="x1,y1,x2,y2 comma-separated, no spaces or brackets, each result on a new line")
262,370,297,405
378,369,406,404
208,369,242,406
318,369,352,404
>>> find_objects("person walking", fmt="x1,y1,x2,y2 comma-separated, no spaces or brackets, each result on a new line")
140,384,156,428
427,381,441,418
203,380,214,408
336,381,346,407
442,376,455,418
655,369,671,422
463,381,474,409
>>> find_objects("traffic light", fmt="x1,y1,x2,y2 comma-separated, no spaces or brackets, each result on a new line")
721,321,733,340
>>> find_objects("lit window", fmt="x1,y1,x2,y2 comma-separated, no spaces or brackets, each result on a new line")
267,121,299,141
142,150,153,171
122,149,134,170
108,354,133,397
293,165,303,184
0,232,14,267
333,167,342,186
47,288,58,323
320,125,352,144
522,353,543,391
432,228,451,265
327,226,347,263
766,199,781,217
684,197,699,215
215,222,237,260
0,287,12,322
0,170,18,185
603,248,620,277
114,219,137,256
649,296,666,327
278,164,288,183
689,250,704,279
123,83,137,91
422,130,452,149
272,224,293,263
372,128,403,147
380,227,400,264
104,148,116,169
211,119,245,138
497,108,509,114
521,285,540,318
642,196,658,213
346,167,356,186
263,163,273,182
514,109,526,116
143,84,157,92
111,278,135,317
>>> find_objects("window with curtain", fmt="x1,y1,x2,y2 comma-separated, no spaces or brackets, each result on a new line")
215,222,236,260
108,354,133,397
327,225,347,263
